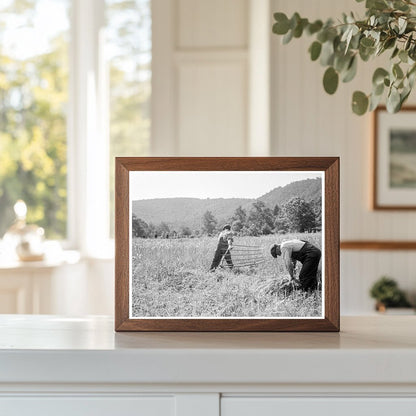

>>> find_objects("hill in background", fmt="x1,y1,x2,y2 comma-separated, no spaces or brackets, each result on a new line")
258,177,322,207
132,177,322,231
132,197,251,231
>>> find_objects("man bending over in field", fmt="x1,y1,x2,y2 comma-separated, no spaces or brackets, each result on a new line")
270,239,321,291
209,224,234,271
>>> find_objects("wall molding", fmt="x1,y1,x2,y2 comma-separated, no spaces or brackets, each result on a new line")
340,241,416,250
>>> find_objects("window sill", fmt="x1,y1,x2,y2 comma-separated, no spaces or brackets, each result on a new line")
0,250,81,271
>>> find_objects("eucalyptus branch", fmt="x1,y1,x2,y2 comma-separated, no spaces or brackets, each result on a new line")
272,0,416,115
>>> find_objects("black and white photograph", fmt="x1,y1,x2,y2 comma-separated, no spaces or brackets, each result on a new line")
129,170,324,319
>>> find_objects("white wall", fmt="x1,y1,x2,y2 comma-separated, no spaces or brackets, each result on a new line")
152,0,253,156
270,0,416,313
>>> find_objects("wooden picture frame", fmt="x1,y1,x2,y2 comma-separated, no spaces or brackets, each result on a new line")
373,106,416,210
115,157,339,332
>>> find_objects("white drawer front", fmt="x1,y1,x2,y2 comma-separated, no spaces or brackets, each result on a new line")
0,396,174,416
222,397,416,416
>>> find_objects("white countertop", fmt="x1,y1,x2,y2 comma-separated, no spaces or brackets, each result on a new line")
0,315,415,387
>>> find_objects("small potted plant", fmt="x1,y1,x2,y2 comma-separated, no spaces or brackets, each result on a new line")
370,276,413,313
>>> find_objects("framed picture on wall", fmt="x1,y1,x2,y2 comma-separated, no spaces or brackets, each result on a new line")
374,106,416,209
115,157,339,332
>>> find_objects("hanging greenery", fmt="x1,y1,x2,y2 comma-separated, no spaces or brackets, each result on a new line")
272,0,416,115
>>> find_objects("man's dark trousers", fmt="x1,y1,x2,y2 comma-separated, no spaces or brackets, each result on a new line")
210,245,233,270
291,241,321,290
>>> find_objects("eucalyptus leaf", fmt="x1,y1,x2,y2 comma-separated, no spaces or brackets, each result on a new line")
342,56,358,82
325,27,338,42
408,63,416,78
344,25,359,52
290,13,301,30
341,26,352,43
334,52,351,72
372,67,389,85
273,13,290,35
352,91,369,115
293,18,308,38
386,87,401,112
393,0,409,11
333,35,341,51
377,13,389,25
282,29,293,44
408,70,416,88
317,29,328,43
393,63,404,79
391,21,399,34
383,37,396,49
401,86,411,106
309,41,322,61
320,40,335,66
369,92,383,111
360,37,375,48
391,47,399,59
347,13,355,24
398,17,407,34
350,32,361,49
323,67,339,94
396,80,404,89
399,49,408,63
359,44,375,61
373,82,385,95
369,30,380,44
366,0,388,10
307,20,323,35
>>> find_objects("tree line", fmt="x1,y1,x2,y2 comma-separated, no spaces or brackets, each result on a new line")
132,197,321,238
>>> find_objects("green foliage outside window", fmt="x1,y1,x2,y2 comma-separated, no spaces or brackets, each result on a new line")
0,0,151,240
0,1,69,238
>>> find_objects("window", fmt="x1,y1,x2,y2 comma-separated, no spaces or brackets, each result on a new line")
0,0,70,239
0,0,151,251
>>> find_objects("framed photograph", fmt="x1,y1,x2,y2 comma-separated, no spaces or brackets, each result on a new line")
374,106,416,209
115,157,339,332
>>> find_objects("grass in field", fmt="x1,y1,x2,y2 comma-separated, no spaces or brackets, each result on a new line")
131,233,322,318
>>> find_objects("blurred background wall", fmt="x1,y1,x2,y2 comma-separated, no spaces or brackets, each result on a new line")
1,0,415,315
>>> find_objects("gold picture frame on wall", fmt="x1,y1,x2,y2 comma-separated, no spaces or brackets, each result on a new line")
373,106,416,210
115,157,340,332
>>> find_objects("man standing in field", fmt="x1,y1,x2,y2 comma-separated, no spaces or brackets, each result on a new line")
209,224,234,271
270,239,321,291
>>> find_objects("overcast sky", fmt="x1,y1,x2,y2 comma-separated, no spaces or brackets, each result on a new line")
130,171,323,201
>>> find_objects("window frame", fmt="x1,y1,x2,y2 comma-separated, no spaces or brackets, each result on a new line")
67,0,111,257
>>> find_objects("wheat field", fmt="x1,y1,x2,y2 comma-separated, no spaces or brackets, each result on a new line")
131,233,322,318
